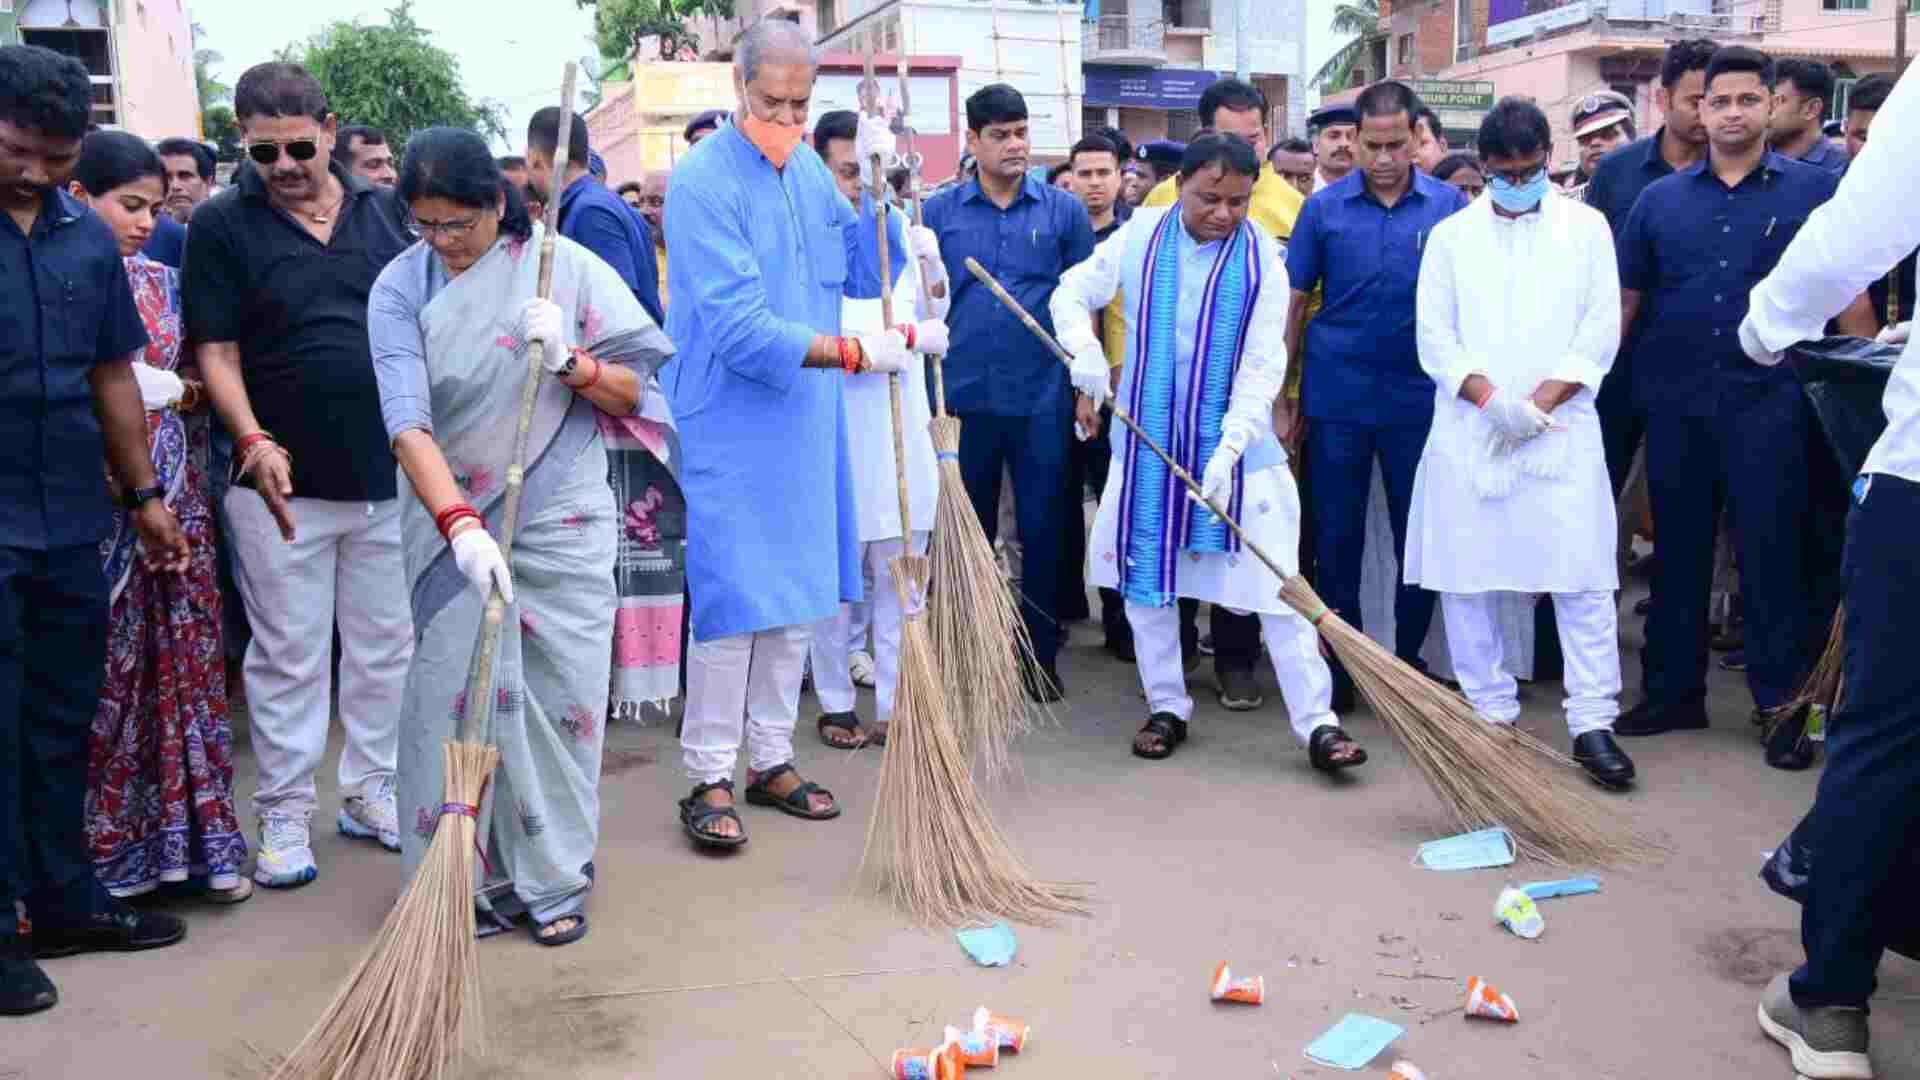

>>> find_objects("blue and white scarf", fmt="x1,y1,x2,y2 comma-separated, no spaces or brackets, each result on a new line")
1115,208,1263,608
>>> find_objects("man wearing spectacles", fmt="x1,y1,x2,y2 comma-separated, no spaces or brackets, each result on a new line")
179,62,418,890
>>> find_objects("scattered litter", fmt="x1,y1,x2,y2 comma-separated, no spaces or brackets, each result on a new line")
955,922,1018,967
1419,1004,1465,1025
1304,1013,1404,1070
1438,912,1464,922
1494,886,1545,939
890,1040,963,1079
972,1007,1030,1053
1521,877,1602,901
1389,994,1421,1011
1465,976,1520,1022
943,1025,999,1068
1210,963,1264,1005
1413,827,1516,871
1378,932,1406,946
1378,969,1455,981
1390,1062,1430,1080
1287,955,1302,969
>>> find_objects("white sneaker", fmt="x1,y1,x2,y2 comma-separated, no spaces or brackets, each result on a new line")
849,650,877,688
254,813,317,888
339,776,401,852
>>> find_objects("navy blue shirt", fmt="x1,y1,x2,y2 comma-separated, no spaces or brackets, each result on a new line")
924,174,1096,417
558,174,664,327
1793,136,1849,177
1582,130,1682,234
1286,170,1468,426
1617,152,1840,415
0,188,150,550
141,213,186,268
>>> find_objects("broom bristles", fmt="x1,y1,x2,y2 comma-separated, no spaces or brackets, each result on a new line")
1765,604,1847,730
927,414,1044,779
861,553,1089,927
1276,577,1662,869
269,741,498,1080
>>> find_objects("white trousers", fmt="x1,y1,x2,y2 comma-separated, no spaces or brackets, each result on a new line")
809,532,929,723
682,624,810,783
1441,590,1620,738
223,492,411,817
1125,601,1336,744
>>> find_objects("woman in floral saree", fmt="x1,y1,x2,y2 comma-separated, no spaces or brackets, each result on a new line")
368,130,673,945
70,132,249,902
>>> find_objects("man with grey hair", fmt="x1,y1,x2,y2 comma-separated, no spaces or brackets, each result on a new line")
665,18,929,849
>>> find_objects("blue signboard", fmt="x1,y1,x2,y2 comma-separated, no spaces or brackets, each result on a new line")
1084,66,1226,110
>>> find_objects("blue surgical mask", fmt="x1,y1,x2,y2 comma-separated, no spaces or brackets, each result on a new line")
1487,167,1550,214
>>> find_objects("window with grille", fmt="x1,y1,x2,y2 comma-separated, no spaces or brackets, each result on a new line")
1820,0,1868,12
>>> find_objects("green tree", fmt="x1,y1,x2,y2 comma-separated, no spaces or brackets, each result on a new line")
576,0,736,64
285,0,505,151
192,22,230,113
1311,0,1383,91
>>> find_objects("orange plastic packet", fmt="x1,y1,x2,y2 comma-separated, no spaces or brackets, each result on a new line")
943,1024,1000,1068
1210,962,1265,1005
1465,975,1520,1022
1390,1061,1429,1080
890,1040,964,1080
971,1006,1031,1053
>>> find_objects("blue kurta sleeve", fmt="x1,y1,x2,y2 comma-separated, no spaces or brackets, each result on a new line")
1286,197,1324,293
666,182,816,395
367,256,433,441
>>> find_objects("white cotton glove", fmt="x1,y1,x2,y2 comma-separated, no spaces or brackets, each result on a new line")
522,298,567,370
130,362,184,411
909,224,941,263
1878,320,1911,346
1070,345,1111,406
855,114,894,188
910,225,952,319
856,328,912,374
1737,313,1781,367
1193,444,1241,513
1479,390,1553,442
450,526,514,604
907,319,949,355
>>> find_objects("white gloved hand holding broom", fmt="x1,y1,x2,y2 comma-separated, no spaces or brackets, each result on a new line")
449,522,514,604
1193,414,1262,512
856,328,913,373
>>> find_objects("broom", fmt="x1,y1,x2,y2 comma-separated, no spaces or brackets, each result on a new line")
1760,605,1846,748
268,64,580,1080
964,257,1661,869
870,51,1039,778
858,139,1089,926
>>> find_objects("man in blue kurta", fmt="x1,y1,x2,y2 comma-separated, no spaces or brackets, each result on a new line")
664,21,916,849
1284,80,1469,700
923,83,1096,699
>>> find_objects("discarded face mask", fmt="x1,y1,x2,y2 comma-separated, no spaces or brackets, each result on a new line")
1494,886,1545,939
1413,826,1516,871
1210,962,1265,1005
1465,975,1520,1022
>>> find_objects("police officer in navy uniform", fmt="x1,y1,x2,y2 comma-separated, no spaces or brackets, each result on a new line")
0,44,193,1017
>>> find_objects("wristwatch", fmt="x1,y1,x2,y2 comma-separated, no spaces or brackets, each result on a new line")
121,485,165,510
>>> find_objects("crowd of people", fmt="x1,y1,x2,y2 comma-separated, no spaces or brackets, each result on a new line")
2,21,1917,1079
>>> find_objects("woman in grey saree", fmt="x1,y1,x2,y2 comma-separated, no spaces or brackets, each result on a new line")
367,130,673,944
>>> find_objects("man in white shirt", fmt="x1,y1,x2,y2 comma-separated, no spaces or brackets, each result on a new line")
1406,97,1635,790
1051,133,1360,773
1738,61,1920,1080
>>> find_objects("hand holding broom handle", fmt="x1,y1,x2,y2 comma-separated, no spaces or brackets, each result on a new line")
961,257,1303,604
458,61,578,745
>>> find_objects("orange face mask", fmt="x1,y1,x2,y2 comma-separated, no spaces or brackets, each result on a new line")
738,108,806,169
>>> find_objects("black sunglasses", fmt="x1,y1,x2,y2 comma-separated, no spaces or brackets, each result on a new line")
247,140,319,166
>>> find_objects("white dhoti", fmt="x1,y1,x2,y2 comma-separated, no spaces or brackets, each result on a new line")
1126,602,1334,743
809,531,929,723
681,625,810,783
1442,590,1620,737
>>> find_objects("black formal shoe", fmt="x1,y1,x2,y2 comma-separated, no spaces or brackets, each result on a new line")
1572,730,1636,788
1024,665,1064,704
0,936,56,1015
1613,698,1709,737
1215,667,1264,711
30,902,186,960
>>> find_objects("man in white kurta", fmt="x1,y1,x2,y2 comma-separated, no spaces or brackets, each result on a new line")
1053,134,1361,772
1404,98,1636,789
806,110,949,747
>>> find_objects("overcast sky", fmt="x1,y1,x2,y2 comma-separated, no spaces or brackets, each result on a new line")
188,0,1345,148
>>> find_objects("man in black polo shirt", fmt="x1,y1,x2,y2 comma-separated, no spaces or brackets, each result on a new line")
0,43,191,1016
182,62,414,891
1582,37,1717,496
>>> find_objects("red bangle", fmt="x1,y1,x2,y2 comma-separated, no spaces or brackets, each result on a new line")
897,323,916,350
577,355,603,390
435,504,480,540
234,431,275,457
838,336,863,374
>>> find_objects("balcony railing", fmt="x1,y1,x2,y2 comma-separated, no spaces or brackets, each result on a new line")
1083,15,1166,60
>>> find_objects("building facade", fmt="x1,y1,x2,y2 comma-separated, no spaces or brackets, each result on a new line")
6,0,199,138
1080,0,1305,150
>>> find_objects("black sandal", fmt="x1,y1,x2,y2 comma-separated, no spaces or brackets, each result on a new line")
1132,713,1188,760
744,763,841,820
679,779,748,849
817,710,881,749
1309,724,1368,772
532,911,589,947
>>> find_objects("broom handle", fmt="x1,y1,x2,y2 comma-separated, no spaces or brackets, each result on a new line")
457,61,578,746
875,158,914,538
894,47,946,417
963,257,1300,598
